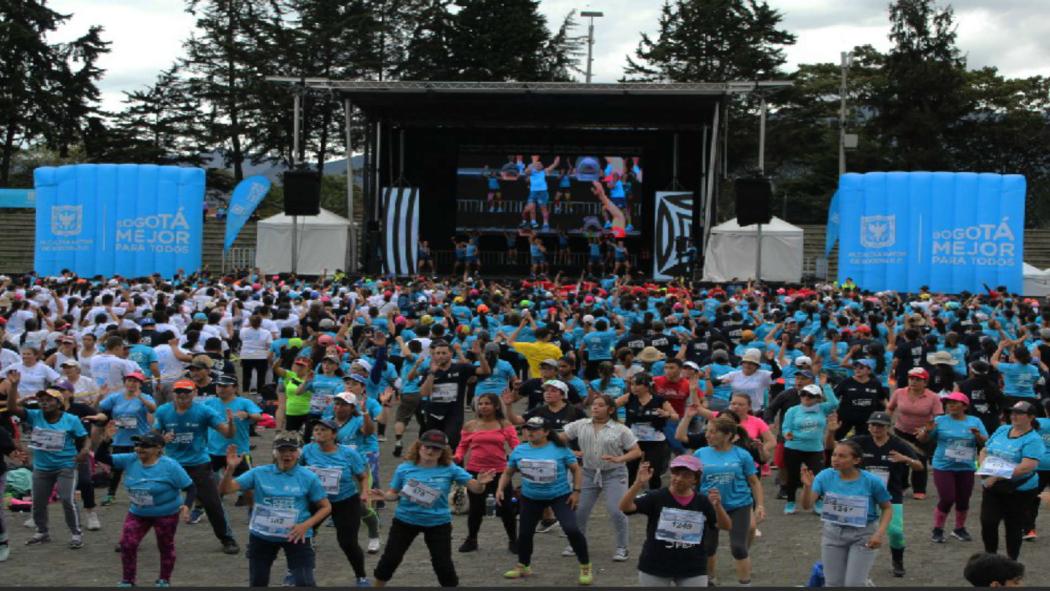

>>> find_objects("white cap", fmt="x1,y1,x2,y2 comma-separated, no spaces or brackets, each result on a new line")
794,356,812,367
582,314,595,324
543,379,568,394
334,392,358,406
353,358,373,372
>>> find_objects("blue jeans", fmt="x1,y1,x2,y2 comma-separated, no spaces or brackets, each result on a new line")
247,534,316,587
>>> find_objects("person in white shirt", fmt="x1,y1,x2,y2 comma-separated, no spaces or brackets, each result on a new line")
60,360,101,406
238,315,273,393
3,346,61,398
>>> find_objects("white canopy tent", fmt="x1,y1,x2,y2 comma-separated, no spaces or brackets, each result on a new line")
255,209,350,275
702,216,804,283
1023,262,1050,297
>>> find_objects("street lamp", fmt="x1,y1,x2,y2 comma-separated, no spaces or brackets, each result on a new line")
838,51,854,177
581,10,603,84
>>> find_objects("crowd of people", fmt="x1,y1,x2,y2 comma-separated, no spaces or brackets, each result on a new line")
1,267,1049,587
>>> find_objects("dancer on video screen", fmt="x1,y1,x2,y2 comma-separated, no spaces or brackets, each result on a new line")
587,234,605,276
418,240,434,275
555,228,570,267
591,180,627,238
612,240,630,276
603,172,633,232
466,232,481,275
452,237,467,275
528,233,548,277
504,231,518,265
483,166,503,213
553,165,573,214
519,156,560,232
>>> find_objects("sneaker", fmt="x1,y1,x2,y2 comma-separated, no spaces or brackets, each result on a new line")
356,577,371,587
0,543,9,562
101,494,115,507
578,563,593,585
377,435,386,442
783,501,797,515
518,221,528,229
458,538,478,553
892,561,905,577
69,535,84,549
1023,529,1038,541
503,563,532,579
561,544,575,557
222,539,240,555
536,518,558,533
155,580,170,587
813,500,823,516
117,582,134,588
626,224,634,232
530,221,538,228
952,528,973,542
86,512,102,531
23,517,35,529
367,537,381,554
912,492,926,500
776,487,787,500
392,442,402,457
25,533,50,545
931,528,946,543
612,547,629,562
507,539,518,554
188,508,204,524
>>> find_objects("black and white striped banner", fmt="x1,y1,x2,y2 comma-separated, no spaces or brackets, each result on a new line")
381,186,419,276
653,191,694,281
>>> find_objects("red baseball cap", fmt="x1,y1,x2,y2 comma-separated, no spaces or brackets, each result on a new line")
907,367,929,380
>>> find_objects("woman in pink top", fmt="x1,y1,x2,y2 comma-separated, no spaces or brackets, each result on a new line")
697,392,776,464
454,393,520,553
887,367,943,499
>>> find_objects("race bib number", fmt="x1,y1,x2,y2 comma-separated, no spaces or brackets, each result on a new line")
250,505,298,538
868,466,890,487
655,507,706,545
977,456,1016,479
400,479,441,507
821,493,868,528
172,432,194,445
128,489,155,507
519,459,558,483
431,382,457,404
308,467,342,495
309,394,333,415
114,416,138,429
630,423,665,442
29,428,65,452
945,441,975,462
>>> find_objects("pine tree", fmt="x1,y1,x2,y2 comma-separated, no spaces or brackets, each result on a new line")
110,65,206,164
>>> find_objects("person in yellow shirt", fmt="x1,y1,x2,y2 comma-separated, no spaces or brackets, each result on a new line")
506,311,563,378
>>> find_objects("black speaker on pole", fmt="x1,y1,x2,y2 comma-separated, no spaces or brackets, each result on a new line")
283,170,321,216
735,177,773,226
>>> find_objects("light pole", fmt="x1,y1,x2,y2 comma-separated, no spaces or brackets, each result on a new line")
581,11,603,84
838,51,852,177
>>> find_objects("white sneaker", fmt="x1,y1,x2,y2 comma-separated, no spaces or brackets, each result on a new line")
612,547,629,562
0,543,9,562
86,512,102,531
367,538,381,554
23,517,35,529
561,544,575,557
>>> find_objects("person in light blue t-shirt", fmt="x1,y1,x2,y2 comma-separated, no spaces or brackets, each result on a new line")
221,431,331,587
93,373,158,505
800,439,893,587
370,429,493,587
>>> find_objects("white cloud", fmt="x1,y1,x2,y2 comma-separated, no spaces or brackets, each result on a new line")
52,0,1049,112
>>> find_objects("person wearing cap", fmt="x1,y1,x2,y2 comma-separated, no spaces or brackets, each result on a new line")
203,374,262,504
837,410,923,577
185,354,217,398
614,373,678,491
6,387,89,549
220,431,331,587
273,355,315,435
916,391,987,544
152,379,240,555
326,387,383,553
799,439,893,587
125,329,161,396
886,367,942,499
510,357,561,409
504,378,586,434
833,358,888,439
500,416,592,585
620,454,731,587
707,348,779,413
300,418,370,585
958,359,1005,438
370,429,495,587
420,339,491,451
111,431,196,587
702,348,736,413
91,372,158,506
52,379,103,532
925,350,959,395
991,337,1046,417
781,383,840,515
45,335,79,376
977,400,1046,560
559,393,642,562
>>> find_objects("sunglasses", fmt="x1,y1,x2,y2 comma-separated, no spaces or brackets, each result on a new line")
174,389,195,395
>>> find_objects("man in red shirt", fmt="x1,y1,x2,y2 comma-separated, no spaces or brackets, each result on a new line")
653,358,691,454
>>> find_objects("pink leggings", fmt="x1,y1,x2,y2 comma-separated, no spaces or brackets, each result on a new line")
119,512,179,584
932,469,975,529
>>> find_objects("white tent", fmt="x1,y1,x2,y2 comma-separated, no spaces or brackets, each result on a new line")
702,216,804,283
255,209,350,275
1023,262,1050,297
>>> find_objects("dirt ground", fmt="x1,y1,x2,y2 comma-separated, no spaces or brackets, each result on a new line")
4,403,1049,587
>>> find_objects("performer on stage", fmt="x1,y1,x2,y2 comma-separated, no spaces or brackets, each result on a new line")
466,232,481,275
519,156,560,232
591,180,627,238
613,240,630,276
587,234,605,276
529,233,548,277
603,172,632,232
483,166,503,213
554,165,573,214
418,240,434,275
452,237,467,275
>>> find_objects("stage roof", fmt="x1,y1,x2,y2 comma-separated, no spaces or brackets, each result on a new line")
266,79,791,130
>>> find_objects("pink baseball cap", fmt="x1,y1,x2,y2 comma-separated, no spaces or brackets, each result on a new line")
944,391,969,406
669,454,702,473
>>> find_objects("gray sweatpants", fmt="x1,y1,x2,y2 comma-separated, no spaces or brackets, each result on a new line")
32,467,81,536
820,521,878,587
576,465,629,550
637,571,709,587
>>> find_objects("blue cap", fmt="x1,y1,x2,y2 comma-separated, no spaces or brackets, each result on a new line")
343,374,368,385
853,358,876,370
139,317,156,326
192,312,207,321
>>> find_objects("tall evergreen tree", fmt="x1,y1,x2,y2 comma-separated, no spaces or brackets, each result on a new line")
109,65,206,164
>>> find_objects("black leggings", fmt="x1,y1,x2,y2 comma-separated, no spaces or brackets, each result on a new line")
184,462,234,543
517,494,589,566
981,484,1038,560
897,431,930,494
425,412,464,451
374,518,457,586
241,358,269,393
466,470,516,542
783,448,825,503
706,505,752,560
328,495,366,578
77,459,95,510
627,441,669,490
1025,471,1050,532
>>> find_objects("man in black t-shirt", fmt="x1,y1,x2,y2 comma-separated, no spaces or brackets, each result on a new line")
421,340,490,449
516,359,560,408
834,359,888,439
893,329,929,386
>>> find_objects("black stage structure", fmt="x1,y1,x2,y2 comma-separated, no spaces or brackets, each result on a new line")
266,79,789,277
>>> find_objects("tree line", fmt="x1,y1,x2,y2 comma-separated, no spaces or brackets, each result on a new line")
2,0,1048,225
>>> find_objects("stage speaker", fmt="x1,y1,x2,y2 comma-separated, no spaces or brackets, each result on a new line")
735,177,772,226
283,170,321,216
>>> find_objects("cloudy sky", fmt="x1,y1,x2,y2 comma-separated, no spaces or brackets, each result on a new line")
50,0,1050,112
